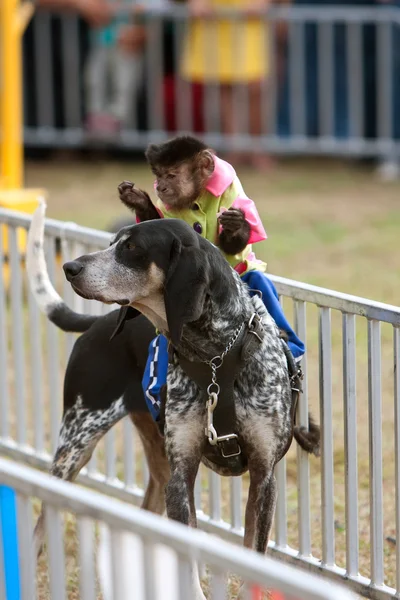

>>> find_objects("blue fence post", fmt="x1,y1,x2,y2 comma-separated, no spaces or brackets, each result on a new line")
0,485,21,600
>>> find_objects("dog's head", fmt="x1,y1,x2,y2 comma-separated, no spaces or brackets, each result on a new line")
63,219,227,346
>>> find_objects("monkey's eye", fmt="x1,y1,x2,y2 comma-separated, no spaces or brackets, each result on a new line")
166,173,176,180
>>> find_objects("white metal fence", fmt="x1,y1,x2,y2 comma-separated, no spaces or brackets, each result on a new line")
24,5,400,160
0,457,358,600
1,207,400,599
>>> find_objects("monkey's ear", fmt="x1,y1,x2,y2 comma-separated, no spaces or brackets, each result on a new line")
144,144,159,168
199,150,215,175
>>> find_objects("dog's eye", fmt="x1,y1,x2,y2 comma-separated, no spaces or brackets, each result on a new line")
126,242,135,251
166,173,176,180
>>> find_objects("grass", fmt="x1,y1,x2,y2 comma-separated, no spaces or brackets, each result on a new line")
10,154,400,598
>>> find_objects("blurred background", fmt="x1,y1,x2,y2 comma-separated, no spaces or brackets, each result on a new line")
20,0,400,296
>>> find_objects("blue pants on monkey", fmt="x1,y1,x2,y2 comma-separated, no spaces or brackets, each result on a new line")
142,271,305,421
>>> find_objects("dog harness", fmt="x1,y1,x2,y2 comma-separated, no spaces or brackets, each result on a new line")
142,273,305,426
171,308,303,466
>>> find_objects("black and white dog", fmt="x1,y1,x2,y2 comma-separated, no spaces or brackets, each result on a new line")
28,201,319,598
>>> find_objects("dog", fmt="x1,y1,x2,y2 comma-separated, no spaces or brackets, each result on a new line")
27,202,170,560
27,202,319,598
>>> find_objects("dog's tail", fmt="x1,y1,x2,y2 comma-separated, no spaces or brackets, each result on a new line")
26,198,98,333
294,413,320,457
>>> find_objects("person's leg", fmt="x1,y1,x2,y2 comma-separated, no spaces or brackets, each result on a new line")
218,85,243,164
84,44,109,117
334,22,349,139
393,10,400,144
110,46,144,126
375,1,400,180
242,270,305,360
248,80,276,170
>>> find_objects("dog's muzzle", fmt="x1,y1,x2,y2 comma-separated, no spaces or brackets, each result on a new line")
63,260,83,281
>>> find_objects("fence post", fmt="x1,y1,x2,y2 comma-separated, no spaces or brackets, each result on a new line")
0,0,34,189
0,485,21,600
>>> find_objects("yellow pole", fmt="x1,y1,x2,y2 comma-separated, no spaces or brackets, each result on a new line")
0,0,34,190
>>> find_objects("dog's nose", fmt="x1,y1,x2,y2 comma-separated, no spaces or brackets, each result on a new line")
63,261,83,280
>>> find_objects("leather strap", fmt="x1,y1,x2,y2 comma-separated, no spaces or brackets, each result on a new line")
173,313,302,461
177,326,247,458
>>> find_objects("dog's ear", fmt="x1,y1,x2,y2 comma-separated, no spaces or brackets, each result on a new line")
110,306,140,341
164,239,209,347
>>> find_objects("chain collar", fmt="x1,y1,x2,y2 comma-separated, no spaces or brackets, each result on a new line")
201,321,244,370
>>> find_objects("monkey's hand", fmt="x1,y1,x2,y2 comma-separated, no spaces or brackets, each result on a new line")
118,181,160,221
218,208,251,255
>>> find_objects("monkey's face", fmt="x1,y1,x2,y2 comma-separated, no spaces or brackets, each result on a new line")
153,162,205,209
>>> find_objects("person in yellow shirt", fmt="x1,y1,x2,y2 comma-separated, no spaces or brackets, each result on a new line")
181,0,273,169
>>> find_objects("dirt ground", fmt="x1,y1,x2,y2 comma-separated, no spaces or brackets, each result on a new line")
20,154,400,598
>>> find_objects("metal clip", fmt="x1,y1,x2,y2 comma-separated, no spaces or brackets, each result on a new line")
248,312,263,343
206,392,218,445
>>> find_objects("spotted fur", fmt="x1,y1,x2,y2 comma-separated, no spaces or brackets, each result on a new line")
28,205,319,599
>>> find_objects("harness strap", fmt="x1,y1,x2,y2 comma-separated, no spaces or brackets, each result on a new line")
174,313,302,460
280,338,303,428
177,327,246,458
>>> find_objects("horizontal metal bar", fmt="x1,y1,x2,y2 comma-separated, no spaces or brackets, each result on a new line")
0,440,145,505
23,127,400,157
0,442,393,599
2,208,400,325
270,274,400,326
0,208,111,246
0,458,355,600
35,4,400,24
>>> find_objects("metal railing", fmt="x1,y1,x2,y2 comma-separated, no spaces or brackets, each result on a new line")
1,208,400,599
22,5,400,160
0,457,357,600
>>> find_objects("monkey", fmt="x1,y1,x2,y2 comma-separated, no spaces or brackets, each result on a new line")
118,136,255,259
116,136,305,423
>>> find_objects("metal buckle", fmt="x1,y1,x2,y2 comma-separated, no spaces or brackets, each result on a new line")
248,312,259,329
291,367,303,394
248,312,263,343
217,434,242,458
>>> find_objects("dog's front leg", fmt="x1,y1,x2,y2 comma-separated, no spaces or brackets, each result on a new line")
164,399,206,600
164,403,204,527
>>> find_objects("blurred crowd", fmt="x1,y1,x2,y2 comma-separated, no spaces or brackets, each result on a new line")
29,0,400,174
